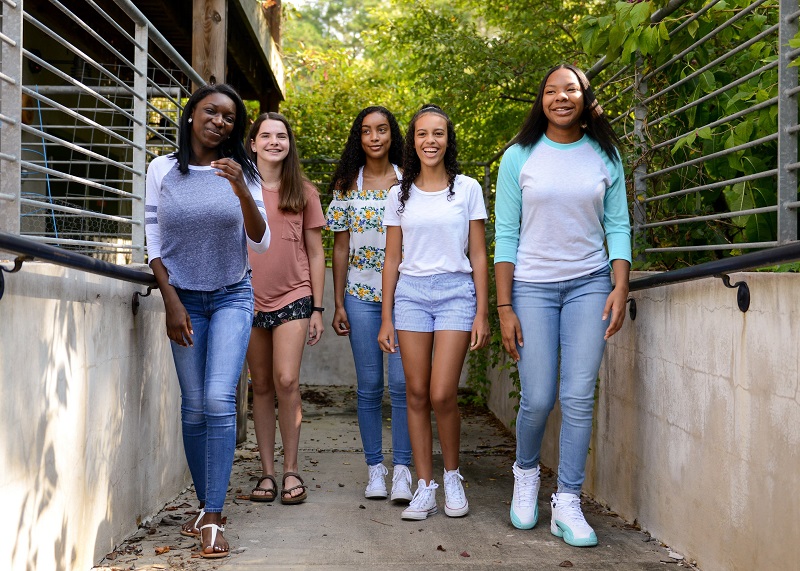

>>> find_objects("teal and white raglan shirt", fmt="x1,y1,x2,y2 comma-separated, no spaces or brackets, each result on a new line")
494,134,631,282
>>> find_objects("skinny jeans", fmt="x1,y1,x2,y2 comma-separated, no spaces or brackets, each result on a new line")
513,269,611,495
170,276,253,513
344,294,412,467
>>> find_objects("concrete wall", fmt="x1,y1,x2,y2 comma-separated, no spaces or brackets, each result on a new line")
0,263,189,571
488,272,800,571
11,261,789,571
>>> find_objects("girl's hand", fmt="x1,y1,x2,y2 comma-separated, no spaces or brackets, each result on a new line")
498,306,523,362
307,311,324,346
164,297,193,347
331,307,350,336
602,285,628,340
211,158,249,199
470,314,490,351
377,320,397,353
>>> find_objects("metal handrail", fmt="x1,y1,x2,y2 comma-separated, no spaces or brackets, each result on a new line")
0,231,156,311
626,240,800,316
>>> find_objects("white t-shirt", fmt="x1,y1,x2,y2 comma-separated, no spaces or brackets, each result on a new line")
383,174,487,277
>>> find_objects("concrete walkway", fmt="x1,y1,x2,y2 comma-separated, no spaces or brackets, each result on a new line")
92,386,693,570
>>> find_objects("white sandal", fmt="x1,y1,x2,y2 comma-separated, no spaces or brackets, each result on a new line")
179,508,204,538
199,523,229,559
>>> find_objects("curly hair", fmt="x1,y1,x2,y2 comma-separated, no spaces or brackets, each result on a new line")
172,83,259,185
514,64,619,161
327,106,404,193
397,104,460,213
246,112,310,213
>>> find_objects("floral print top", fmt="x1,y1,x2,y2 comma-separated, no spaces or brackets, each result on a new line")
326,165,401,302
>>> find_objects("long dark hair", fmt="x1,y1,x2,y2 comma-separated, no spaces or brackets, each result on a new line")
398,104,460,213
328,106,404,192
514,64,619,161
173,83,259,184
247,112,311,214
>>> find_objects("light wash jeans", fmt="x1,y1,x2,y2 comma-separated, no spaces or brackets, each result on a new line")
170,276,253,513
344,294,412,467
513,269,612,496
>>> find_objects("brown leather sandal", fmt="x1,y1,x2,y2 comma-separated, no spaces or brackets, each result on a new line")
249,474,277,502
280,471,308,504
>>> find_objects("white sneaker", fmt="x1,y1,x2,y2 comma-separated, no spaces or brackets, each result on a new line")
550,492,598,547
510,462,540,529
401,479,439,520
391,465,413,503
365,463,388,499
443,468,469,517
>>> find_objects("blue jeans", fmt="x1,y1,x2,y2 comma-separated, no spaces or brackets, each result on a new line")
513,270,612,496
345,294,412,467
170,276,254,513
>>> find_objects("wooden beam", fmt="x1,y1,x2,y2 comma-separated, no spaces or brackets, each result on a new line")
192,0,227,90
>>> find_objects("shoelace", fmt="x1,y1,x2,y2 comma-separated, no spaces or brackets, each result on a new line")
392,467,410,485
368,464,388,488
409,481,438,508
557,496,589,527
444,471,465,504
514,472,538,508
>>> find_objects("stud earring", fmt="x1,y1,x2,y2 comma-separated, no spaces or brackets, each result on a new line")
188,117,193,123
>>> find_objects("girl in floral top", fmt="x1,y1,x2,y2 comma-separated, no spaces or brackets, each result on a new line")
326,106,413,503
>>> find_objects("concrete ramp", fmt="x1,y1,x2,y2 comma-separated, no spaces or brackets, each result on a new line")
93,386,691,570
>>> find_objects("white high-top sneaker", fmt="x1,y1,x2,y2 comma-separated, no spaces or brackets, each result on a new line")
510,462,540,529
442,468,469,517
391,465,413,503
401,479,439,520
364,463,388,499
550,492,598,547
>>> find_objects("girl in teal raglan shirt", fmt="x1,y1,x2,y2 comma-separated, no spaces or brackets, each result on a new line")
494,64,631,547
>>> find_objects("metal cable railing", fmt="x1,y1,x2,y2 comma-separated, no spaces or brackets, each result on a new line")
0,0,198,263
591,0,796,258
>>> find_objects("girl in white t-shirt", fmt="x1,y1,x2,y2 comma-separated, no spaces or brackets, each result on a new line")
379,104,490,521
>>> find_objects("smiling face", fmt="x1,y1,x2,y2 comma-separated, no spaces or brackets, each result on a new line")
360,111,392,160
413,112,448,169
190,93,236,151
250,118,290,166
542,67,585,143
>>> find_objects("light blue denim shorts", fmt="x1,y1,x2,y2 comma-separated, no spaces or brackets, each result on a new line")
394,272,476,332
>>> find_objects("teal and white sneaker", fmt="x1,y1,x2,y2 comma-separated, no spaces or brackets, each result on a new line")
510,462,540,529
550,492,598,547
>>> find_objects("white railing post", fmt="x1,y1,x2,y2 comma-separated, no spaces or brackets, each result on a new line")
0,0,22,234
131,20,148,263
778,0,799,244
633,55,648,260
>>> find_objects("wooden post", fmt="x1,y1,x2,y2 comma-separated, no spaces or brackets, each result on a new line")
192,0,228,90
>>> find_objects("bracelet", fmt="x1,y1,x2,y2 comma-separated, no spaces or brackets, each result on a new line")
497,303,512,308
312,306,325,313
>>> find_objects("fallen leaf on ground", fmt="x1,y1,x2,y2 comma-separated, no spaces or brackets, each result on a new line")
235,494,250,500
559,561,573,568
460,551,470,557
437,545,446,552
154,546,170,555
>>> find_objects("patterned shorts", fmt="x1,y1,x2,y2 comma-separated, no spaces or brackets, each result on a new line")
252,295,313,330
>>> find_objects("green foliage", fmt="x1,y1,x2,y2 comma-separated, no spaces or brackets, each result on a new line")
580,0,782,269
281,0,613,163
